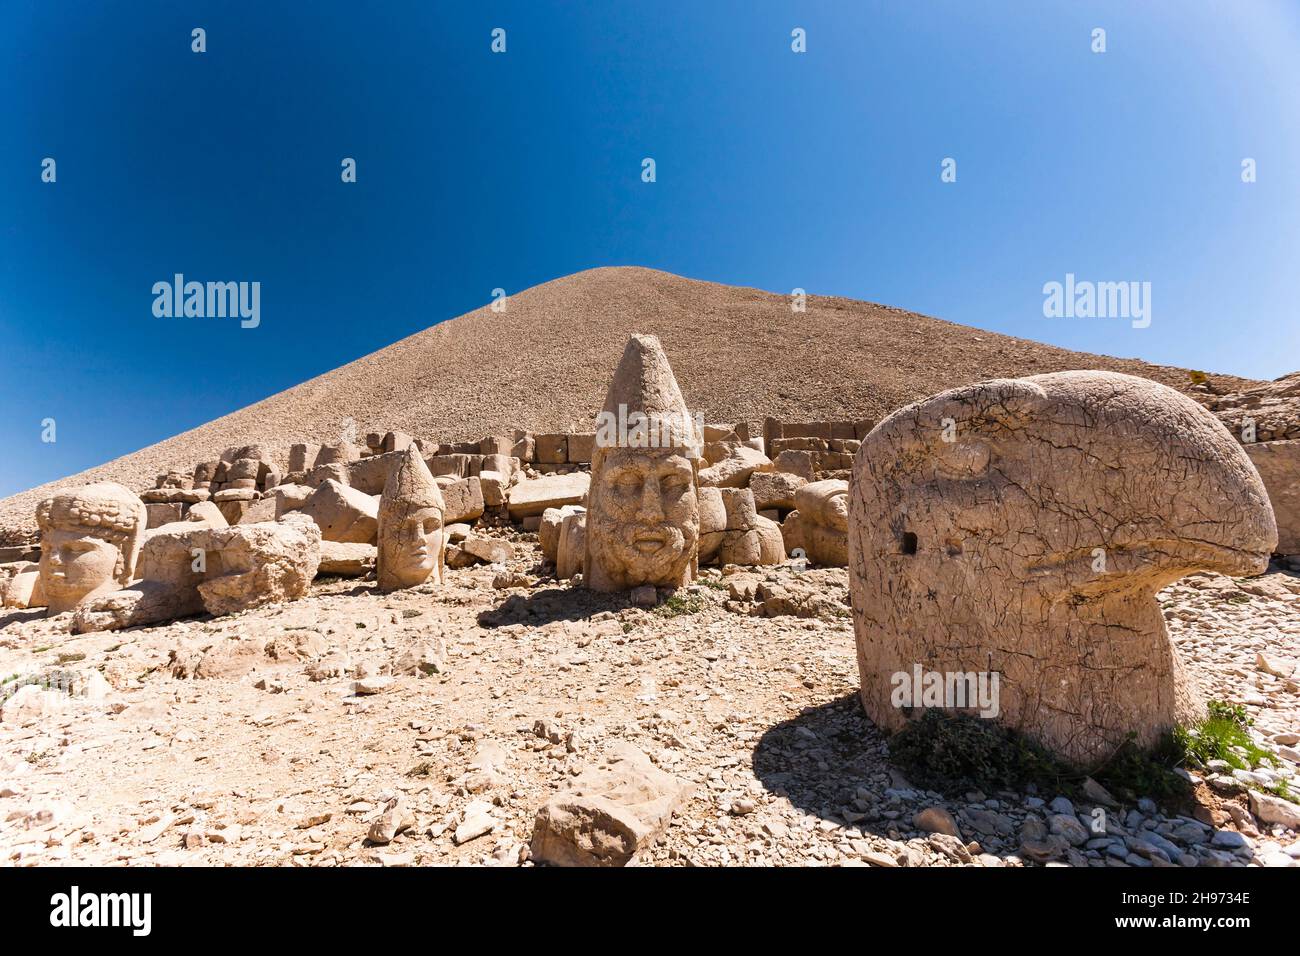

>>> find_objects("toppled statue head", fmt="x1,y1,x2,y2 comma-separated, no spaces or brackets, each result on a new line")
377,447,447,591
36,482,146,615
585,334,702,592
849,371,1277,766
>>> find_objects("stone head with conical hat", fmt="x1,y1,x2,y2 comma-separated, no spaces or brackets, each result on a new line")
585,334,703,592
377,447,447,592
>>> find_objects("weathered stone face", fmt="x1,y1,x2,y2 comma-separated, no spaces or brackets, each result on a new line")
782,479,849,566
36,483,145,615
377,447,446,592
584,335,702,592
848,371,1277,766
587,448,698,589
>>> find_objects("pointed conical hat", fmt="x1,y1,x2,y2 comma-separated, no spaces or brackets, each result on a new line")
598,334,700,454
379,447,445,520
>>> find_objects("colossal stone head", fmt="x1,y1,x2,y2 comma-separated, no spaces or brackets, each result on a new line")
36,482,146,615
849,371,1277,766
376,447,447,592
782,479,850,566
585,335,702,592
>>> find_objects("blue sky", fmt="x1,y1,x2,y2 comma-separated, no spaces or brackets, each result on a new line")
1,1,1298,498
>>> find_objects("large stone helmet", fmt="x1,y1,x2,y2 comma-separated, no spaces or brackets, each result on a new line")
377,447,447,592
36,482,146,615
585,334,703,592
848,370,1277,765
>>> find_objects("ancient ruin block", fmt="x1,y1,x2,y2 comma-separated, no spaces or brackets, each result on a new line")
772,450,814,481
511,429,536,463
848,371,1278,766
696,487,725,564
377,447,447,592
480,435,512,456
566,433,596,464
585,335,701,591
288,443,320,473
556,510,587,580
536,433,568,465
314,441,360,467
1244,439,1299,556
145,503,183,529
438,476,485,524
698,446,771,489
749,471,807,512
298,479,379,544
506,472,589,519
382,431,414,454
36,483,147,615
426,454,471,479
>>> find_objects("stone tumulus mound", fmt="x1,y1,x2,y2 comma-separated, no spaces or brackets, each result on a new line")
848,370,1278,766
376,446,447,592
584,335,703,592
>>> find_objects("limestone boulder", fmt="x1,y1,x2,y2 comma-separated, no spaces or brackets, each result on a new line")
697,445,771,489
438,476,485,524
529,741,693,867
192,514,321,616
298,480,378,544
1244,439,1300,556
749,471,807,512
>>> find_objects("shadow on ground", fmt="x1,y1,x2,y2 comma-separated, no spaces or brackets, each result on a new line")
752,693,899,827
477,584,632,627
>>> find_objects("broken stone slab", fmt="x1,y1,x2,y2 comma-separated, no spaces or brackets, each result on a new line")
749,471,807,512
317,541,376,577
556,511,587,580
697,445,772,489
529,741,693,866
192,514,321,617
437,476,485,524
539,505,584,564
298,479,378,544
506,472,590,519
461,535,514,565
1244,439,1299,556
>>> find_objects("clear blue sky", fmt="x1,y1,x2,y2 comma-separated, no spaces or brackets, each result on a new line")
2,1,1297,498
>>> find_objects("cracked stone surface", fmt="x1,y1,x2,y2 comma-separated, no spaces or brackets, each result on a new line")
849,371,1278,765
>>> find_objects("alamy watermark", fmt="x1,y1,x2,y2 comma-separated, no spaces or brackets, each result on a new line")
1042,273,1150,329
593,403,705,456
891,664,1001,718
152,274,260,328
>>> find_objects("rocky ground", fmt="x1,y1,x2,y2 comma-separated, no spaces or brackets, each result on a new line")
2,534,1299,868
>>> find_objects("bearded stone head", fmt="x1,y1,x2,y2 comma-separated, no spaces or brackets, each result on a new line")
36,482,146,615
585,335,702,592
849,371,1277,766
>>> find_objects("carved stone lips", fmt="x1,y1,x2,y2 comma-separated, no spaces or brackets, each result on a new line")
633,531,666,553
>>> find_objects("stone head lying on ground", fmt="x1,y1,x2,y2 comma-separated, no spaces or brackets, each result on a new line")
848,370,1278,766
377,447,447,592
584,334,703,592
36,482,146,615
